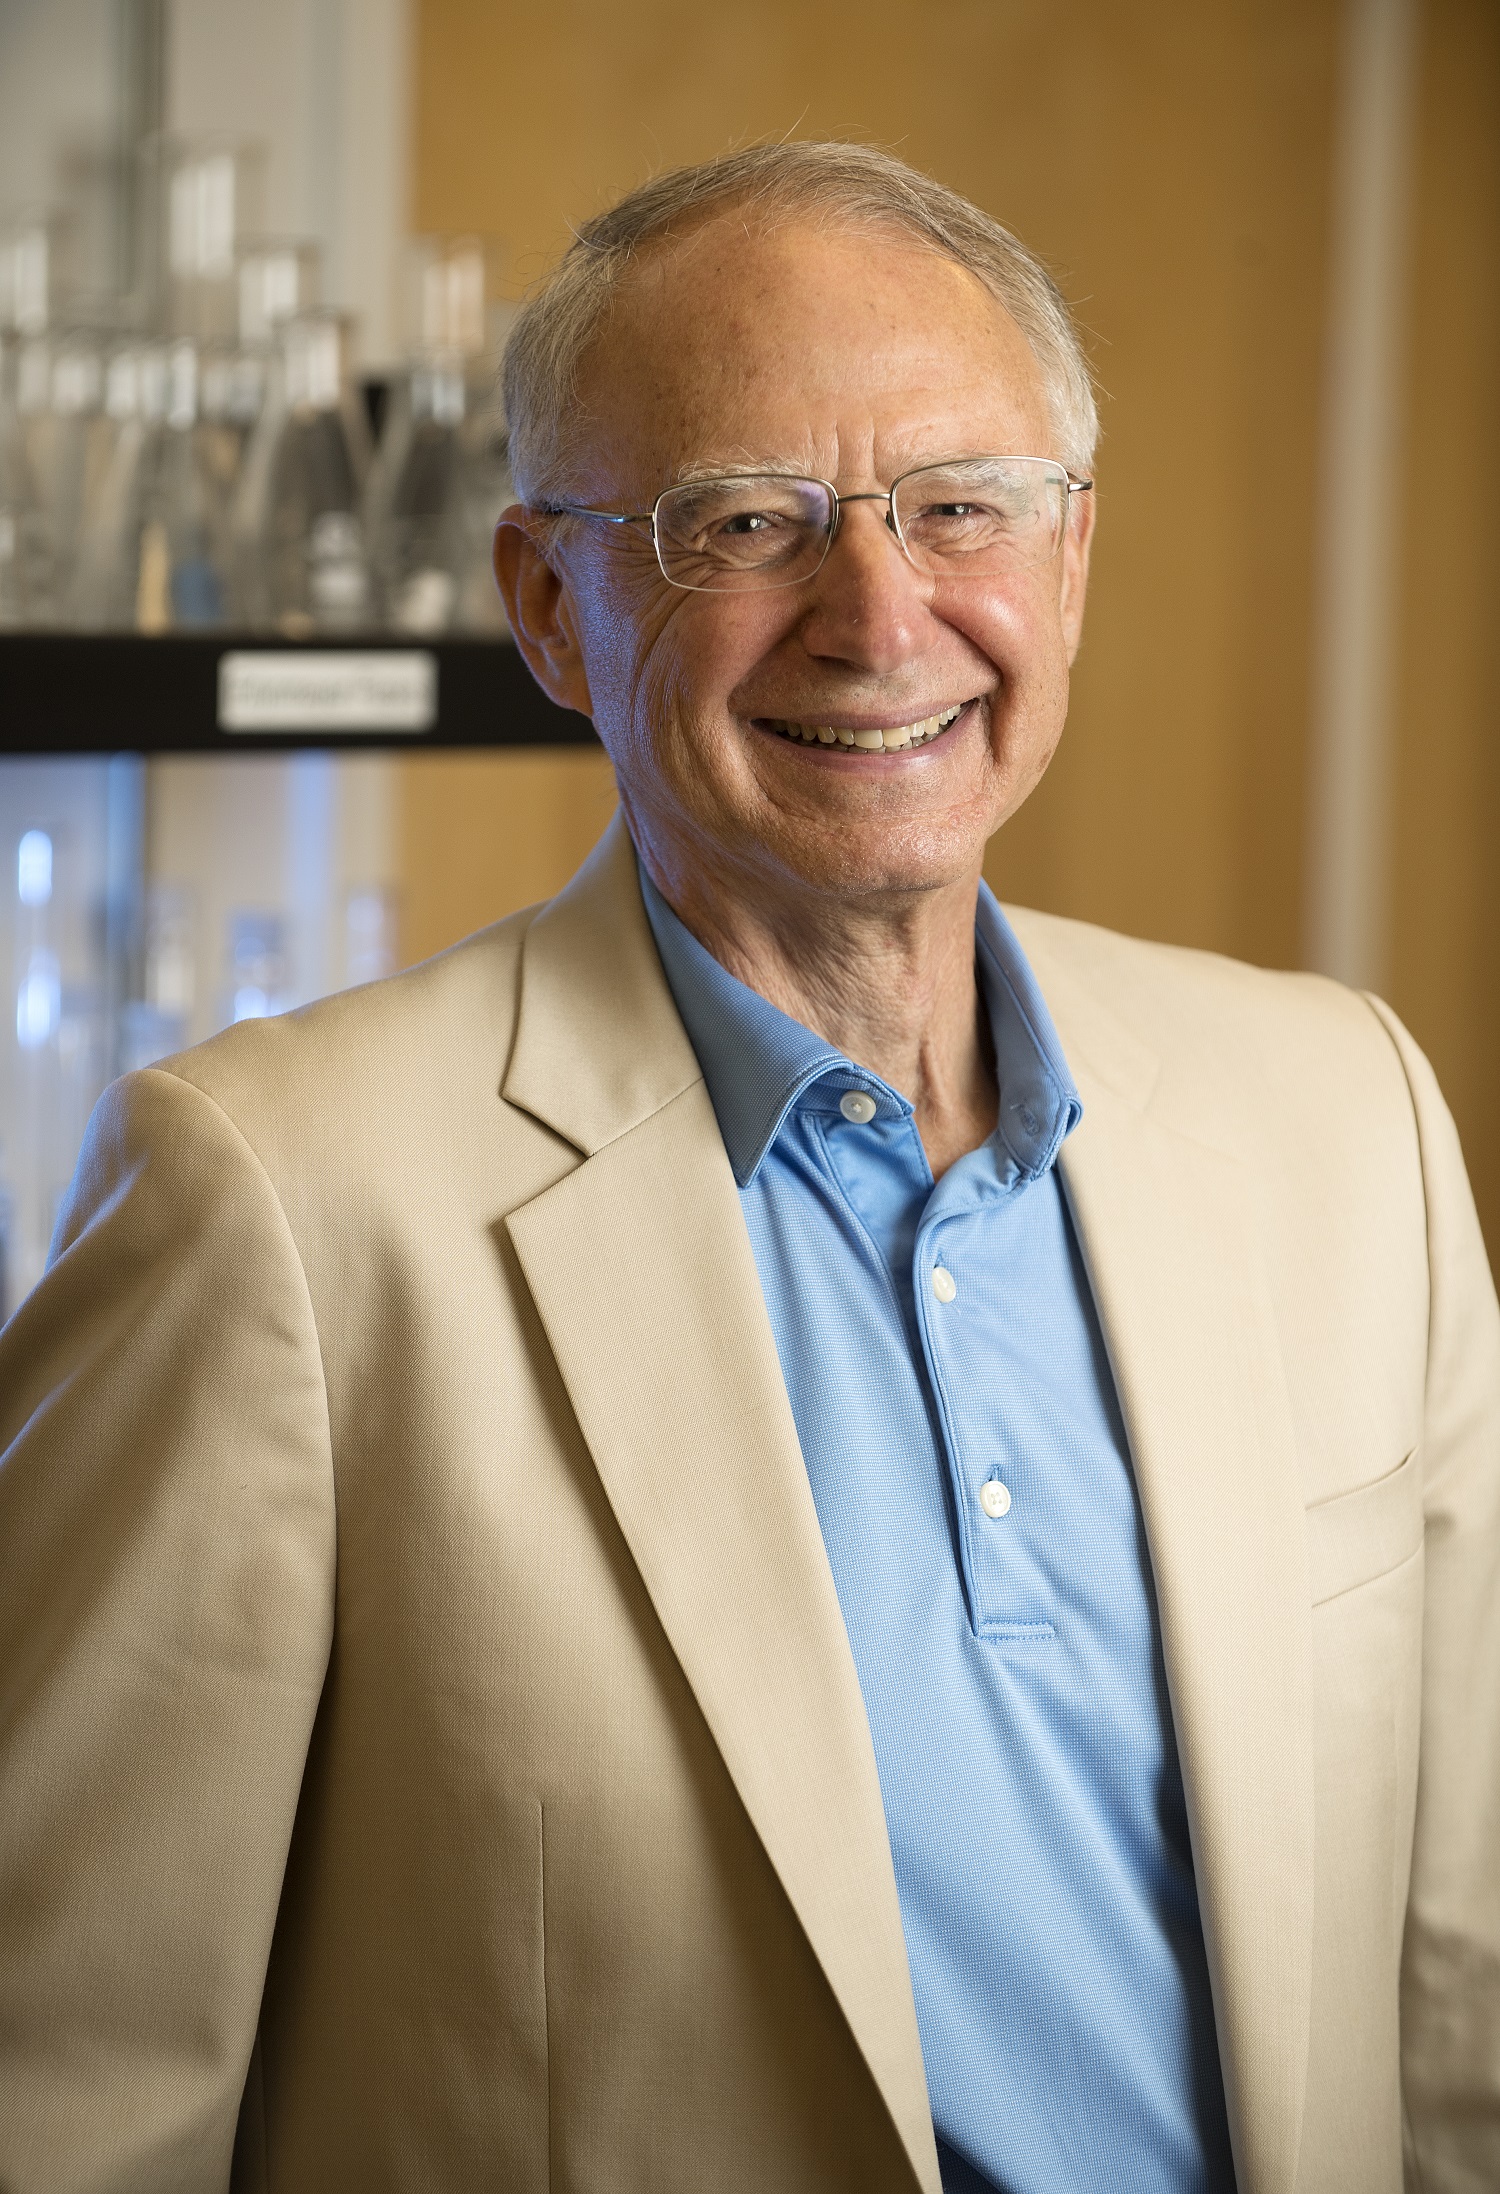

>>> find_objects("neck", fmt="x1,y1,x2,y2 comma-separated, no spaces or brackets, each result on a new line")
636,831,998,1179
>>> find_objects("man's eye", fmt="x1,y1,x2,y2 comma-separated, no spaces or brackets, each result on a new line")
718,511,778,535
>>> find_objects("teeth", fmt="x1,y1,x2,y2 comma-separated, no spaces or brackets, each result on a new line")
772,701,966,751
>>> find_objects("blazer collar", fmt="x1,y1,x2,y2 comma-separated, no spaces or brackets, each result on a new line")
503,812,703,1154
504,814,941,2193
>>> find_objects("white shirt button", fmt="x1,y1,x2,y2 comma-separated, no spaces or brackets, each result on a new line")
979,1479,1012,1519
931,1265,957,1303
839,1090,877,1124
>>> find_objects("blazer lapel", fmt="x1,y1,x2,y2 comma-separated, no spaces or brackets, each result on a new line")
1024,932,1314,2194
503,820,941,2194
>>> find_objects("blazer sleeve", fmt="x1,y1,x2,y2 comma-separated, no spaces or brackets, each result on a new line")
1368,1004,1500,2190
0,1066,336,2192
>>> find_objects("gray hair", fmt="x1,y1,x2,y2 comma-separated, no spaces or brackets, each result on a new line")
502,140,1099,508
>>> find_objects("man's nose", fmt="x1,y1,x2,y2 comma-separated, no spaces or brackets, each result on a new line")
798,497,935,670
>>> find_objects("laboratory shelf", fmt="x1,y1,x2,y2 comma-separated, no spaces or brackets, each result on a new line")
0,633,596,754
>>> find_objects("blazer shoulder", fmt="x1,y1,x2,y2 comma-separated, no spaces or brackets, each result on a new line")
163,903,539,1122
1003,902,1418,1145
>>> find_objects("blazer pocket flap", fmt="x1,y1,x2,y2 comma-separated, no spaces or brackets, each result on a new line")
1306,1449,1423,1607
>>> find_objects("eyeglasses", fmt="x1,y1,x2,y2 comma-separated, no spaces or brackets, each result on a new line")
542,455,1093,593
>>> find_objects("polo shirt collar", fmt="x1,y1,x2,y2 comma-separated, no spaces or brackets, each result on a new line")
639,861,1080,1189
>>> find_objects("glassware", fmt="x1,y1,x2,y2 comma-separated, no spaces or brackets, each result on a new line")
161,141,266,342
0,331,50,628
71,341,233,630
368,240,514,635
453,359,515,634
238,241,321,352
155,342,234,626
207,240,321,473
71,345,164,627
0,227,56,626
25,330,105,615
233,309,372,634
368,356,468,631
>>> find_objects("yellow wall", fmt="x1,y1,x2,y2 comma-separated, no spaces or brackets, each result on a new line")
400,0,1498,1250
1387,0,1500,1250
399,748,618,965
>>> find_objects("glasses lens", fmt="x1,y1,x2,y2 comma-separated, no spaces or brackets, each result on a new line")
653,475,833,591
892,458,1069,575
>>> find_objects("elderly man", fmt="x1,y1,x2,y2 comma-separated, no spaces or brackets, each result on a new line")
2,143,1497,2194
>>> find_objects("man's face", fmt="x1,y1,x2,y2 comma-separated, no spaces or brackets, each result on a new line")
498,216,1093,911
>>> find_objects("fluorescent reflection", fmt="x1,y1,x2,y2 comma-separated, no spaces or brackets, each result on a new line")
17,828,53,907
16,951,60,1048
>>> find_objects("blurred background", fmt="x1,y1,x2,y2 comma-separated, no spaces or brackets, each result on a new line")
0,0,1494,1313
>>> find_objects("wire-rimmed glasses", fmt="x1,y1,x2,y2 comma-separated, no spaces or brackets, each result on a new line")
543,455,1092,593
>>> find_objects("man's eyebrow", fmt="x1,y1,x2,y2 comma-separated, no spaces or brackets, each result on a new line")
668,452,815,486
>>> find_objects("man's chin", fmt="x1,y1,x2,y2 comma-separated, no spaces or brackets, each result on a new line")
752,823,991,907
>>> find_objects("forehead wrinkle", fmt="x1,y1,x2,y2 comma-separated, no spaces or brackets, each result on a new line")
666,429,1015,496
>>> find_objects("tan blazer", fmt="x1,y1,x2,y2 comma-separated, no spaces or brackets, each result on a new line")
2,815,1497,2194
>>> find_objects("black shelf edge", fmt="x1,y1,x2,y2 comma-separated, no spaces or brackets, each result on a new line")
0,633,599,754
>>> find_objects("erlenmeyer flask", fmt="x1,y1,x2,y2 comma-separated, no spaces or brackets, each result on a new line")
25,331,104,615
212,240,320,474
368,356,468,632
71,341,232,630
370,239,515,634
161,141,266,343
153,342,234,627
0,331,51,627
454,361,514,634
70,345,169,628
233,309,371,634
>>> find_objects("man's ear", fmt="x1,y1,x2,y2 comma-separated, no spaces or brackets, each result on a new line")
492,508,595,718
1059,487,1095,667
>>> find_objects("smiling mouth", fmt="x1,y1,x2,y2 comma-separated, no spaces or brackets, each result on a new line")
761,700,969,752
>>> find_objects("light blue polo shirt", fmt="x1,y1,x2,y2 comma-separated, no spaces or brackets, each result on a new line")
642,866,1236,2194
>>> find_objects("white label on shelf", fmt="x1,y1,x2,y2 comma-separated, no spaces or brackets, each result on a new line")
218,651,438,732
